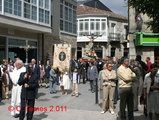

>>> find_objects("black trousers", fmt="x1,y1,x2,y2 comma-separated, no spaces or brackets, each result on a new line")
19,99,35,120
81,74,85,84
0,80,2,101
35,87,38,99
119,87,134,120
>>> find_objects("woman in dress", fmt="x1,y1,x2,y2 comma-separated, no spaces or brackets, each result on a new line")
143,63,159,120
62,71,70,95
60,70,70,95
38,60,45,87
44,60,51,88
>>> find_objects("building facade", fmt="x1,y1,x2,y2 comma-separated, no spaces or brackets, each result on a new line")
128,7,159,63
77,0,128,59
0,0,52,64
44,0,77,63
0,0,77,64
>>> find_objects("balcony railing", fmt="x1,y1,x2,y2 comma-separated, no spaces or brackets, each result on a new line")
109,33,121,42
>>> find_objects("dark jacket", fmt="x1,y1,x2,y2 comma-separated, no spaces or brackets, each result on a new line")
18,72,38,99
2,73,12,86
45,65,51,78
77,61,82,74
87,66,98,81
33,64,40,80
71,60,77,72
81,63,86,76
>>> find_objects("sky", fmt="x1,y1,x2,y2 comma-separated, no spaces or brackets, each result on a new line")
78,0,128,16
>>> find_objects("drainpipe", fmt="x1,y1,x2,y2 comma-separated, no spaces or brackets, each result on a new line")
42,34,44,63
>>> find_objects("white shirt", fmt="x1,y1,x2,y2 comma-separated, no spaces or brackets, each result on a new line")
72,72,78,83
10,66,26,85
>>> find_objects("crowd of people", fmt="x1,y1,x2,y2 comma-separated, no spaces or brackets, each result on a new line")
0,55,159,120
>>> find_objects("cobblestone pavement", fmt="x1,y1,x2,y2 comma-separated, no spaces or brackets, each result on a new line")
0,82,148,120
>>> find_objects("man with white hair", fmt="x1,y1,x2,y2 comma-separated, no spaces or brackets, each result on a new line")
10,59,26,118
31,59,40,99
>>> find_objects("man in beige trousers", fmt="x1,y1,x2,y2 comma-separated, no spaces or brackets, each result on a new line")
101,62,116,115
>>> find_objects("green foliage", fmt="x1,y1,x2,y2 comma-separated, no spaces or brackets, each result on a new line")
128,0,159,32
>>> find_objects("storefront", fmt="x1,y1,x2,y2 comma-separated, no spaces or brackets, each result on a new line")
0,35,38,64
135,32,159,65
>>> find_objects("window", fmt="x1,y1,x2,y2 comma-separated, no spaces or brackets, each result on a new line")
2,0,50,25
85,22,89,30
4,0,13,14
60,0,63,3
77,18,107,37
24,0,31,3
60,0,77,34
96,22,100,30
32,6,37,20
102,22,106,30
45,10,49,24
39,0,43,7
69,22,72,33
69,8,72,22
111,23,116,33
73,24,77,34
24,2,30,19
14,0,21,16
31,0,36,5
65,21,69,32
60,4,63,18
60,20,64,30
39,8,44,22
65,7,68,20
45,0,49,9
73,10,76,24
80,22,83,31
65,1,68,6
91,22,94,30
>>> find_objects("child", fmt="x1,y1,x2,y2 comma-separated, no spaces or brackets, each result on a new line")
71,68,79,97
2,68,12,99
62,71,70,95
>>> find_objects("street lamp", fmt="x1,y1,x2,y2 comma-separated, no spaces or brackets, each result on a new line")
24,44,30,65
83,32,102,104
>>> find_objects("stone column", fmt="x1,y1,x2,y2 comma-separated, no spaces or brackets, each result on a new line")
129,7,137,59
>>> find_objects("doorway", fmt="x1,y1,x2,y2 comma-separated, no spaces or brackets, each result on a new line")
154,47,159,65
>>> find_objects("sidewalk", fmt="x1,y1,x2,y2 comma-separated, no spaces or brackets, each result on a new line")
0,82,147,120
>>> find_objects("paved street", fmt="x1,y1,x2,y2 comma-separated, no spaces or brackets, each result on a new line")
0,82,147,120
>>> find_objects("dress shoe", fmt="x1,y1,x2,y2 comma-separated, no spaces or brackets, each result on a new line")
14,114,20,118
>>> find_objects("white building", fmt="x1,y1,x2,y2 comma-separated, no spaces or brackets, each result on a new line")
0,0,52,63
77,0,128,59
0,0,77,64
44,0,77,62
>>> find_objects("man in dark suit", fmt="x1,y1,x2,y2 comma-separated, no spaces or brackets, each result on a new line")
87,62,98,93
18,64,38,120
71,57,77,73
31,59,40,99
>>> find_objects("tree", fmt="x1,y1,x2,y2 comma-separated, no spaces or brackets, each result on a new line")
128,0,159,32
